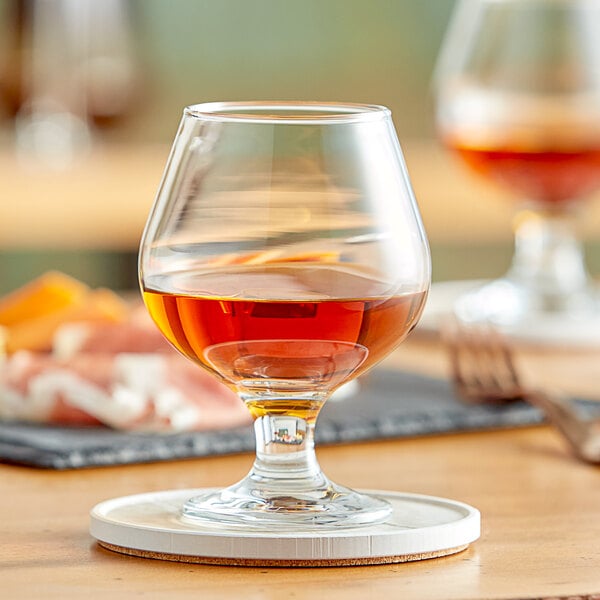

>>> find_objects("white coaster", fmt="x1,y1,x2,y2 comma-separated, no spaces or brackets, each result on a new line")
90,488,480,566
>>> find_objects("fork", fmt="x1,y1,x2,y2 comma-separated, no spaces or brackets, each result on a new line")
442,319,600,464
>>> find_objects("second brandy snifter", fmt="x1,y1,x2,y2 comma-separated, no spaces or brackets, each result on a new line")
435,0,600,341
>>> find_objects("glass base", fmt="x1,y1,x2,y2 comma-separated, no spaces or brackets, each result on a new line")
180,478,393,531
453,277,600,346
451,203,600,335
454,276,600,327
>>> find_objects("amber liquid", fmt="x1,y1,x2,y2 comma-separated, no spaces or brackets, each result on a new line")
447,139,600,206
143,265,426,415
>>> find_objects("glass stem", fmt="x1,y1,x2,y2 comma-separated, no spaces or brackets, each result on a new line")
181,393,393,527
248,407,329,494
507,205,590,310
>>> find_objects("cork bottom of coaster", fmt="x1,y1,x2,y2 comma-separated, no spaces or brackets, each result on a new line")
98,540,470,567
90,488,480,566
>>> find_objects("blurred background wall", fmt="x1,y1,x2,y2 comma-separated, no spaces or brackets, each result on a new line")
0,0,453,142
0,0,598,293
132,0,452,142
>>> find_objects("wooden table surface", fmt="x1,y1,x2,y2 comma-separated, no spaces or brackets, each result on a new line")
3,335,600,600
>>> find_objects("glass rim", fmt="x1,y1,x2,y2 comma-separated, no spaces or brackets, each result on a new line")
183,101,391,124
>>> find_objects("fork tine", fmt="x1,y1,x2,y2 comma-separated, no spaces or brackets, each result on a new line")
442,319,487,402
442,319,523,404
472,323,520,399
486,324,522,392
441,318,476,401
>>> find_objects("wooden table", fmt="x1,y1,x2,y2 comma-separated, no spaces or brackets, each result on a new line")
3,336,600,600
